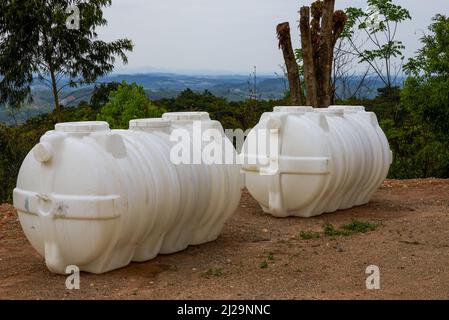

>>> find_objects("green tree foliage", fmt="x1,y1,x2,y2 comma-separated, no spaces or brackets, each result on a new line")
384,15,449,178
90,82,120,111
158,88,285,130
0,111,72,203
0,0,133,120
404,14,449,78
97,82,166,129
344,0,411,89
0,125,39,203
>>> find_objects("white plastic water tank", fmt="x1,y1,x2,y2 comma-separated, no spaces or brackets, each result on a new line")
241,106,392,218
13,112,241,274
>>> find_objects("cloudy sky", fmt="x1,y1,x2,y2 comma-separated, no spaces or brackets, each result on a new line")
98,0,449,75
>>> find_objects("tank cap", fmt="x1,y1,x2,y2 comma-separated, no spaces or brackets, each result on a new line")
329,105,365,113
273,106,314,113
162,112,210,121
129,118,171,129
33,142,53,163
314,108,345,116
55,121,110,133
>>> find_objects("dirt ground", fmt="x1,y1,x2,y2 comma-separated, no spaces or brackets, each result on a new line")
1,179,449,300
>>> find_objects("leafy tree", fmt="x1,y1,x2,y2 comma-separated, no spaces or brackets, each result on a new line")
385,15,449,178
90,82,120,110
404,14,449,78
344,0,411,90
169,89,227,113
0,0,133,121
97,82,165,129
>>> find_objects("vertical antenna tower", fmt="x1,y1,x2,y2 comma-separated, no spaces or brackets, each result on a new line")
247,66,258,105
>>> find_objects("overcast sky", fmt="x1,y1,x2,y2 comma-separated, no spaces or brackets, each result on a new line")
98,0,449,75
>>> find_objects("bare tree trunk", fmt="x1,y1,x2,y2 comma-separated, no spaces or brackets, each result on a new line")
298,1,347,107
277,1,346,108
276,22,303,106
310,1,323,107
299,6,318,106
319,0,335,107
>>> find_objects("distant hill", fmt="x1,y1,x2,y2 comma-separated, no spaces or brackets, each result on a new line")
0,72,401,125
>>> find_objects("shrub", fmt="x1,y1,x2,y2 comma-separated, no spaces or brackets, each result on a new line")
97,81,165,129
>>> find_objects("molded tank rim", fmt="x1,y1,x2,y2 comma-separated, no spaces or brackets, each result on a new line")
329,105,365,113
55,121,110,133
129,118,171,129
315,108,345,116
273,106,314,113
162,112,210,121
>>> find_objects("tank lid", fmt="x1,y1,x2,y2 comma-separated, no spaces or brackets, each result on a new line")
273,106,314,113
129,118,171,129
162,112,210,121
329,105,365,113
55,121,110,133
314,108,345,116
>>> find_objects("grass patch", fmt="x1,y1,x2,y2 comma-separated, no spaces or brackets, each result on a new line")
299,230,321,240
267,252,274,261
259,261,268,269
323,219,378,237
341,219,378,233
322,223,353,237
200,267,223,278
298,219,378,240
